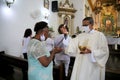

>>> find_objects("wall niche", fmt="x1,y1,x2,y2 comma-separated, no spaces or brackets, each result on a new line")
58,0,77,35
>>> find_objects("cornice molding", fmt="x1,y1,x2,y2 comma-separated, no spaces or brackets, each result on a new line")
58,8,77,13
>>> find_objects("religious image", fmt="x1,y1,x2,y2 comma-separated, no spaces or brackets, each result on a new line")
99,6,117,35
44,0,49,9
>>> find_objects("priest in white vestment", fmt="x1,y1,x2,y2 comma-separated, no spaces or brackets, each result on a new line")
65,17,109,80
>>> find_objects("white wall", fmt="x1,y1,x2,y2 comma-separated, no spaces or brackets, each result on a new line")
0,0,86,57
72,0,85,32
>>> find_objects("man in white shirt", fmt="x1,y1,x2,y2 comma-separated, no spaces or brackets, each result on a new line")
54,24,71,78
65,17,109,80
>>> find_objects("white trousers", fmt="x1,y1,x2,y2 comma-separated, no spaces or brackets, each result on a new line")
54,59,70,77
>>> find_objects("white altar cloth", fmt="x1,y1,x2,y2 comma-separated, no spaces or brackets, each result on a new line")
106,36,120,45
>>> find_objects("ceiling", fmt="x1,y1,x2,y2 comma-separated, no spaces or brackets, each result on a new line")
92,0,120,12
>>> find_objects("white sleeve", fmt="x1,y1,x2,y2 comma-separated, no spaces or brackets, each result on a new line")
65,36,79,55
90,52,96,62
32,42,47,59
92,32,109,67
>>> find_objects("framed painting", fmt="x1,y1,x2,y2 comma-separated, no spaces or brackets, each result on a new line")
44,0,49,9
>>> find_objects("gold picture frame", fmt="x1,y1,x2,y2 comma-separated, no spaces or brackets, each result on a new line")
44,0,49,9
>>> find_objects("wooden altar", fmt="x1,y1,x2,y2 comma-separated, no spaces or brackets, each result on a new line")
106,45,120,80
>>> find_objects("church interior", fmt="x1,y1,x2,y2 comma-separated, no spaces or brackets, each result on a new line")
0,0,120,80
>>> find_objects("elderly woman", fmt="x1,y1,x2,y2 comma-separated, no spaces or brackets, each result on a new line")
27,21,62,80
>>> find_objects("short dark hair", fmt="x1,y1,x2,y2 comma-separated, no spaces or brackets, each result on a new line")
24,28,32,38
83,17,94,25
34,21,48,34
58,24,69,34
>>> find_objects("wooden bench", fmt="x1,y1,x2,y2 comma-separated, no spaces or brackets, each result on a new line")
0,51,65,80
0,51,28,80
0,51,28,69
